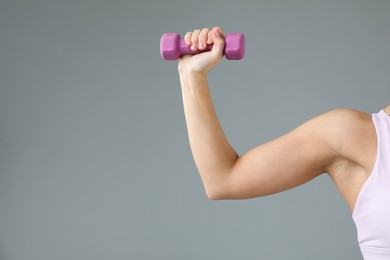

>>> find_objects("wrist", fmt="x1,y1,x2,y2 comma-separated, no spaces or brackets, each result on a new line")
178,64,208,78
178,69,208,83
178,69,209,93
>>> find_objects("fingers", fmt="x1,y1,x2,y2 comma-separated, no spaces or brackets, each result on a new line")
190,29,201,51
206,27,225,59
184,27,223,51
208,27,224,44
184,30,200,51
198,28,210,50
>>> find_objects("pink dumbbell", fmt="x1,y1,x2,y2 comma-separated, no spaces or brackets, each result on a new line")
160,32,245,60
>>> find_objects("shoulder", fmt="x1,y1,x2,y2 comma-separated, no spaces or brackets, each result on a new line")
313,108,376,173
317,108,373,142
292,108,371,144
323,108,371,122
302,108,372,139
315,109,377,209
310,108,371,126
296,108,374,165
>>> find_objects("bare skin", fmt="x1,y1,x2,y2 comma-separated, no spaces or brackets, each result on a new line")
178,27,387,212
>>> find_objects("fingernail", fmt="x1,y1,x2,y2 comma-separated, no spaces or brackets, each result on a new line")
214,30,221,37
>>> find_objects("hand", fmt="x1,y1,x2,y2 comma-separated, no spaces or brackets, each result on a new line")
178,27,225,76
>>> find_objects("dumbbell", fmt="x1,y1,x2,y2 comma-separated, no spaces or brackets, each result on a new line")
160,32,245,60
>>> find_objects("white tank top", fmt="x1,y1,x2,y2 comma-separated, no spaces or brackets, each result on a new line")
352,110,390,259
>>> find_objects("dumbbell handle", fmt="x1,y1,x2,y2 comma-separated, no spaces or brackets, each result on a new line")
177,39,214,56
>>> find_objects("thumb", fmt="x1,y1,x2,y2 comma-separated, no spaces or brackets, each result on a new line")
211,29,225,58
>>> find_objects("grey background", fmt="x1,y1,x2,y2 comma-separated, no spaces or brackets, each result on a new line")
0,0,389,259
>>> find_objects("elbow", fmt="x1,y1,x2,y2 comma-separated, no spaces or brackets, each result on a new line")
201,168,236,200
206,190,224,200
199,167,236,200
204,182,230,201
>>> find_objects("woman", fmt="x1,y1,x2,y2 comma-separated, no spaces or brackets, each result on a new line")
177,26,390,260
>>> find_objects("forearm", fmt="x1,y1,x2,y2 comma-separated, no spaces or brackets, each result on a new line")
179,71,238,199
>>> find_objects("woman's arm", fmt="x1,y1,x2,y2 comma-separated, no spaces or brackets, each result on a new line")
179,71,239,199
226,112,338,199
178,27,240,199
178,27,352,200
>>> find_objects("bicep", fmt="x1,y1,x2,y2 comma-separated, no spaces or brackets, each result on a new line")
224,114,337,199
